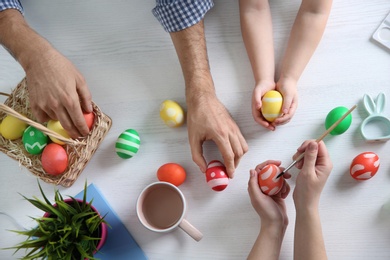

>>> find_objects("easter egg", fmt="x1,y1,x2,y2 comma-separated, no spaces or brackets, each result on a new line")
325,106,352,135
350,152,380,180
47,120,70,145
205,160,229,192
83,112,95,131
159,100,184,127
0,115,28,140
22,126,49,154
258,164,284,196
115,129,140,159
41,143,68,175
261,90,283,122
157,163,186,186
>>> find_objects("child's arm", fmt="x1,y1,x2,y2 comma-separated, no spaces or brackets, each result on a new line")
239,0,276,130
247,161,291,260
275,0,332,124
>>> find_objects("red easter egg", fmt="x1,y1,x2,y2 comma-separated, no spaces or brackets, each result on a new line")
205,160,229,192
350,152,380,180
258,164,284,196
83,112,95,131
157,163,186,186
41,143,68,176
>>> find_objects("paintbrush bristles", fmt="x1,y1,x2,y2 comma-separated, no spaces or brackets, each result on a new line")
276,105,357,179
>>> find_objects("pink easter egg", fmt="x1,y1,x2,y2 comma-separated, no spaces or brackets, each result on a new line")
258,164,284,196
205,160,229,192
350,152,380,180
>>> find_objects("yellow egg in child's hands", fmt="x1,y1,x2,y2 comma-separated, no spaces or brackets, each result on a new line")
261,90,283,122
47,120,70,145
0,115,28,140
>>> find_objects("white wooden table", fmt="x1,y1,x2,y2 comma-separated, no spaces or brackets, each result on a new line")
1,1,390,259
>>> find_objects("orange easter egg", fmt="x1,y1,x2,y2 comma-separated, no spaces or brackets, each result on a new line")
350,152,380,180
157,163,186,186
258,164,284,196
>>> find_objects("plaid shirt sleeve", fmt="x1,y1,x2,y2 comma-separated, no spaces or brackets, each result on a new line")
152,0,214,32
0,0,23,13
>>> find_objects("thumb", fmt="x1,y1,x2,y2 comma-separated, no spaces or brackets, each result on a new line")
301,141,318,174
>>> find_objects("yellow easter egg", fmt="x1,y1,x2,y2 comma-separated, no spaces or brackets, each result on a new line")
47,120,70,145
159,100,184,127
0,115,28,140
261,90,283,122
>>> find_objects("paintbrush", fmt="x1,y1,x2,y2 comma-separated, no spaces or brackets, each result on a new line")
276,104,357,179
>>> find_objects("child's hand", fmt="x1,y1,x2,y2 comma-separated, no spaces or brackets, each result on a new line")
273,77,298,126
248,160,291,229
293,141,333,211
252,81,277,130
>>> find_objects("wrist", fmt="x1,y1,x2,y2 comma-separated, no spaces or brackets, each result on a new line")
277,74,298,87
185,71,216,104
254,79,275,89
260,222,286,240
295,205,319,218
261,219,287,234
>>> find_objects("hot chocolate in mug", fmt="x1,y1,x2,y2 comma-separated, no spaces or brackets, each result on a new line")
136,181,203,241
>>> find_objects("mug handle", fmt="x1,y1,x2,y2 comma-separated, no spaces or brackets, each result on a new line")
179,218,203,242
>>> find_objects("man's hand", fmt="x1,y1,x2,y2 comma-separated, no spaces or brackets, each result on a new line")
25,48,92,138
187,90,248,178
0,9,92,138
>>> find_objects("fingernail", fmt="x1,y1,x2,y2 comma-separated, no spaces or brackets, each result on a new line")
88,104,93,112
250,170,255,177
309,142,318,151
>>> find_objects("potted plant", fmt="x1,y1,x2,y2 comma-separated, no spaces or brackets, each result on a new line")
8,181,108,260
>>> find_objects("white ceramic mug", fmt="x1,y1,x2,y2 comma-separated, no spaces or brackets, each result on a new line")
136,182,203,242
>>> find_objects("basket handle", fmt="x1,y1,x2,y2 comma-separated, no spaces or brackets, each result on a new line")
0,103,82,146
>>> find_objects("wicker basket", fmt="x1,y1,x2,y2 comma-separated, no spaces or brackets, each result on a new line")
0,78,112,187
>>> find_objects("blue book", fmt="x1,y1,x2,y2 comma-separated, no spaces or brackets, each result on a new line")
75,183,148,260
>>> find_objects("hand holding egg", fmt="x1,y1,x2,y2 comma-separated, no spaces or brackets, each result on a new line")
258,164,284,196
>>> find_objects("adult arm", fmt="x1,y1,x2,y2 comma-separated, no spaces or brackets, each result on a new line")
0,6,92,138
275,0,332,124
153,0,248,177
293,141,333,260
239,0,276,130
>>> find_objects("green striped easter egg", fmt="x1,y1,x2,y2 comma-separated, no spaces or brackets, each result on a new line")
115,129,140,159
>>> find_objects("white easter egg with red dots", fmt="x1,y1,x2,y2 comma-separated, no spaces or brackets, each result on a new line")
258,164,284,196
350,152,380,180
206,160,229,192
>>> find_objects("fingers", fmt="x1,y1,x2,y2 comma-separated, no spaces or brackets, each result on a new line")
189,138,207,173
279,180,290,199
77,79,93,113
215,139,236,178
248,169,264,199
301,141,319,174
251,102,272,130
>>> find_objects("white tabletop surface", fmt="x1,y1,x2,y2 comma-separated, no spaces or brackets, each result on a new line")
1,1,390,259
